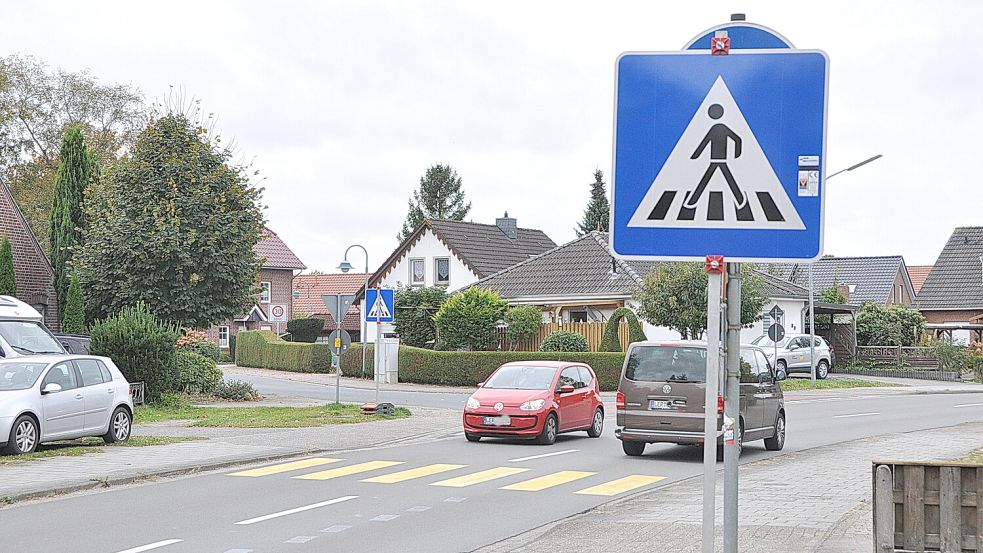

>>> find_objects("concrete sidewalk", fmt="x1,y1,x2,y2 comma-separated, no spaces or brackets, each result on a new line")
474,422,983,553
0,406,460,502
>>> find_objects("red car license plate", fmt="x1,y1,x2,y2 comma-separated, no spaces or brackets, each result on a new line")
483,416,511,426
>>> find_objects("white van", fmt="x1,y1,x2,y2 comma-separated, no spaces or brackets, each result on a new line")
0,296,66,357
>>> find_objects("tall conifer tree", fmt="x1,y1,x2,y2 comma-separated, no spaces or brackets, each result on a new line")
576,169,610,237
398,164,471,242
50,125,95,314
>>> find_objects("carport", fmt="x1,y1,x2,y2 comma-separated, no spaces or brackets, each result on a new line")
806,302,859,364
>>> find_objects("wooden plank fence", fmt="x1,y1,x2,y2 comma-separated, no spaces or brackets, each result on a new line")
496,322,631,352
873,460,983,552
858,346,940,369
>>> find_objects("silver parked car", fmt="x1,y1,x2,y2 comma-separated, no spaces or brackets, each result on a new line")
0,355,134,455
750,334,832,379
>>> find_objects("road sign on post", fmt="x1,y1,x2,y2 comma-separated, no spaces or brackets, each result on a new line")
364,289,394,323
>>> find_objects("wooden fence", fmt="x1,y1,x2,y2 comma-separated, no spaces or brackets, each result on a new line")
496,322,632,352
873,460,983,552
858,346,940,369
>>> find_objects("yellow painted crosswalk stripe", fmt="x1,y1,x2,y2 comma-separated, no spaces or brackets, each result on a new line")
293,461,404,481
228,458,342,477
431,467,530,488
362,464,467,484
501,470,596,492
574,475,667,496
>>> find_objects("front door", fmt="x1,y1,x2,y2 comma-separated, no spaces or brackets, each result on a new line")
39,362,84,439
76,359,115,433
556,367,585,430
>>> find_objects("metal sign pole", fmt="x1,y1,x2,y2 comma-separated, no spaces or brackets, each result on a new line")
809,264,816,385
335,296,342,404
703,256,723,553
375,287,381,404
724,262,742,553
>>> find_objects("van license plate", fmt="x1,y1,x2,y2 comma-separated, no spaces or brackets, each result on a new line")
650,400,673,410
483,416,511,426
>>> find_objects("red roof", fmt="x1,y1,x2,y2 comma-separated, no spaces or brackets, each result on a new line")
908,265,933,295
293,273,370,331
255,228,306,270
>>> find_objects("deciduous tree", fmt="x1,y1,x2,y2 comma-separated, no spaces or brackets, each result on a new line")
393,286,448,348
434,288,506,351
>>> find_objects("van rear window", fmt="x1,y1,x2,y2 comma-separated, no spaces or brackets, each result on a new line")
625,346,708,383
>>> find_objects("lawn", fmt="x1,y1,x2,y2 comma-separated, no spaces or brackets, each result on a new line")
779,378,903,391
0,436,203,465
959,449,983,464
134,403,412,428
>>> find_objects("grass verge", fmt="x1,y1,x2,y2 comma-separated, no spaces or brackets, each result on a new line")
135,403,412,428
0,436,204,465
779,378,903,391
958,449,983,464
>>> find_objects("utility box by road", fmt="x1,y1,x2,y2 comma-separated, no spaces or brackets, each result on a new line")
375,336,399,384
873,460,983,552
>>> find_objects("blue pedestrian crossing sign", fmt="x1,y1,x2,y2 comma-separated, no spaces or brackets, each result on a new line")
609,49,828,262
365,289,395,323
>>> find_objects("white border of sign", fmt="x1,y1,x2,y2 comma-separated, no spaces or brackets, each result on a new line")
608,48,829,262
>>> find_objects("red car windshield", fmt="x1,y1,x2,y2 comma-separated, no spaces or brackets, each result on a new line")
484,366,556,390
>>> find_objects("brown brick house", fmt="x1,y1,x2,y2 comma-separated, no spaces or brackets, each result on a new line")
293,272,371,341
0,181,59,329
208,227,305,349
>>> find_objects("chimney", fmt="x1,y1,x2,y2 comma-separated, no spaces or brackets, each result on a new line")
496,211,517,239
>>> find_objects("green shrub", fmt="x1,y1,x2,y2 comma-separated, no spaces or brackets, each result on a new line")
235,330,332,372
176,350,223,394
505,306,541,348
229,334,237,360
178,340,220,362
599,308,647,352
395,346,625,390
434,288,507,350
339,343,375,378
215,379,260,401
540,331,589,352
154,392,189,408
287,318,324,343
219,351,231,363
857,302,926,346
394,286,448,348
89,302,180,401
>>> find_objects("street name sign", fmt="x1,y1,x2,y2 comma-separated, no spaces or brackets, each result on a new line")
365,289,395,323
610,49,828,262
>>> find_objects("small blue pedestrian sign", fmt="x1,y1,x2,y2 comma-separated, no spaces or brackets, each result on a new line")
365,289,394,323
610,49,828,262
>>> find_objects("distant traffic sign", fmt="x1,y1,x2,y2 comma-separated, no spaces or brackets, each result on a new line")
328,329,352,355
610,49,828,261
270,304,288,322
768,323,785,343
365,289,394,323
768,304,785,322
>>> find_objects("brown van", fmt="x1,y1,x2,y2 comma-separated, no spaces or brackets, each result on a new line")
614,341,786,459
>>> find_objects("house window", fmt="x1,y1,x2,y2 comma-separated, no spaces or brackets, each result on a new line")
239,324,247,332
260,281,271,303
569,310,588,323
435,258,450,286
218,326,229,348
409,258,425,286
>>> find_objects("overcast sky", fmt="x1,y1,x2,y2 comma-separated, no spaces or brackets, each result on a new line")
4,1,979,272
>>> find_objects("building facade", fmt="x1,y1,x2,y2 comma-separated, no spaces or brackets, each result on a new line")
0,182,59,329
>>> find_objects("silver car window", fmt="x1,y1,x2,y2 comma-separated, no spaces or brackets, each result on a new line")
76,359,106,387
41,362,78,391
0,362,47,390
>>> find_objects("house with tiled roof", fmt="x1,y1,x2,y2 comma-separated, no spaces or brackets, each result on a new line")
766,255,916,306
917,227,983,344
293,272,370,341
908,265,933,295
360,213,555,342
473,231,812,344
208,227,306,349
0,181,59,329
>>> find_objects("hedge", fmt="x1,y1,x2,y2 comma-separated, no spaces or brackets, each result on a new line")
235,330,331,373
341,345,625,391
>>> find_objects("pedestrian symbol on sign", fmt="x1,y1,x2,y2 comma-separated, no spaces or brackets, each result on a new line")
368,292,391,320
627,76,805,230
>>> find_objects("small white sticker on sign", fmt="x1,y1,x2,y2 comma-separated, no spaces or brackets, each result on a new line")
797,155,820,197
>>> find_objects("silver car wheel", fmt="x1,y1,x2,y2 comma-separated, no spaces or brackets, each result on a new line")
546,416,557,442
775,416,785,448
817,361,829,379
113,411,130,441
592,410,603,433
15,420,36,453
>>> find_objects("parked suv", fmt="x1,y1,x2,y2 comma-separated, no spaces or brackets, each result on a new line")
750,334,832,379
615,341,786,459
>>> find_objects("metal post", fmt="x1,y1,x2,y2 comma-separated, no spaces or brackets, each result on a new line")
335,295,342,404
375,293,381,404
809,264,816,385
703,266,723,553
724,262,741,553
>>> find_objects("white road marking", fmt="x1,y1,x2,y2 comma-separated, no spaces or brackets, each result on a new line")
406,506,431,512
223,550,253,553
509,449,579,462
954,402,983,408
284,536,317,544
234,496,358,525
320,525,351,533
444,497,467,503
371,514,400,522
833,412,880,419
115,540,183,553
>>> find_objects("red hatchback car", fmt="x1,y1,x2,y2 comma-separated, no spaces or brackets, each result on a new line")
463,361,604,445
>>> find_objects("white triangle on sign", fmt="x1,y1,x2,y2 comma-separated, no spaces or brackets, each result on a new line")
368,292,391,319
627,76,805,230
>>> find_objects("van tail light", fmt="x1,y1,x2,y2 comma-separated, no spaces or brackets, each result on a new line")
717,395,724,415
616,391,625,410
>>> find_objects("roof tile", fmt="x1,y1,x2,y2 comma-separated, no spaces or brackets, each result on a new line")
917,227,983,310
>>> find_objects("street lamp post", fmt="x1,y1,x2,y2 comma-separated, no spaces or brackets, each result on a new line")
338,245,370,390
808,154,883,384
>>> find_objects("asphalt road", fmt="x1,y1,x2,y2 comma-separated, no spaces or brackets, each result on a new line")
3,391,983,553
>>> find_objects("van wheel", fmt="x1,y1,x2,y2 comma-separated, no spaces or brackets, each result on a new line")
816,360,829,380
622,440,645,456
587,408,603,438
536,414,558,445
764,413,785,451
